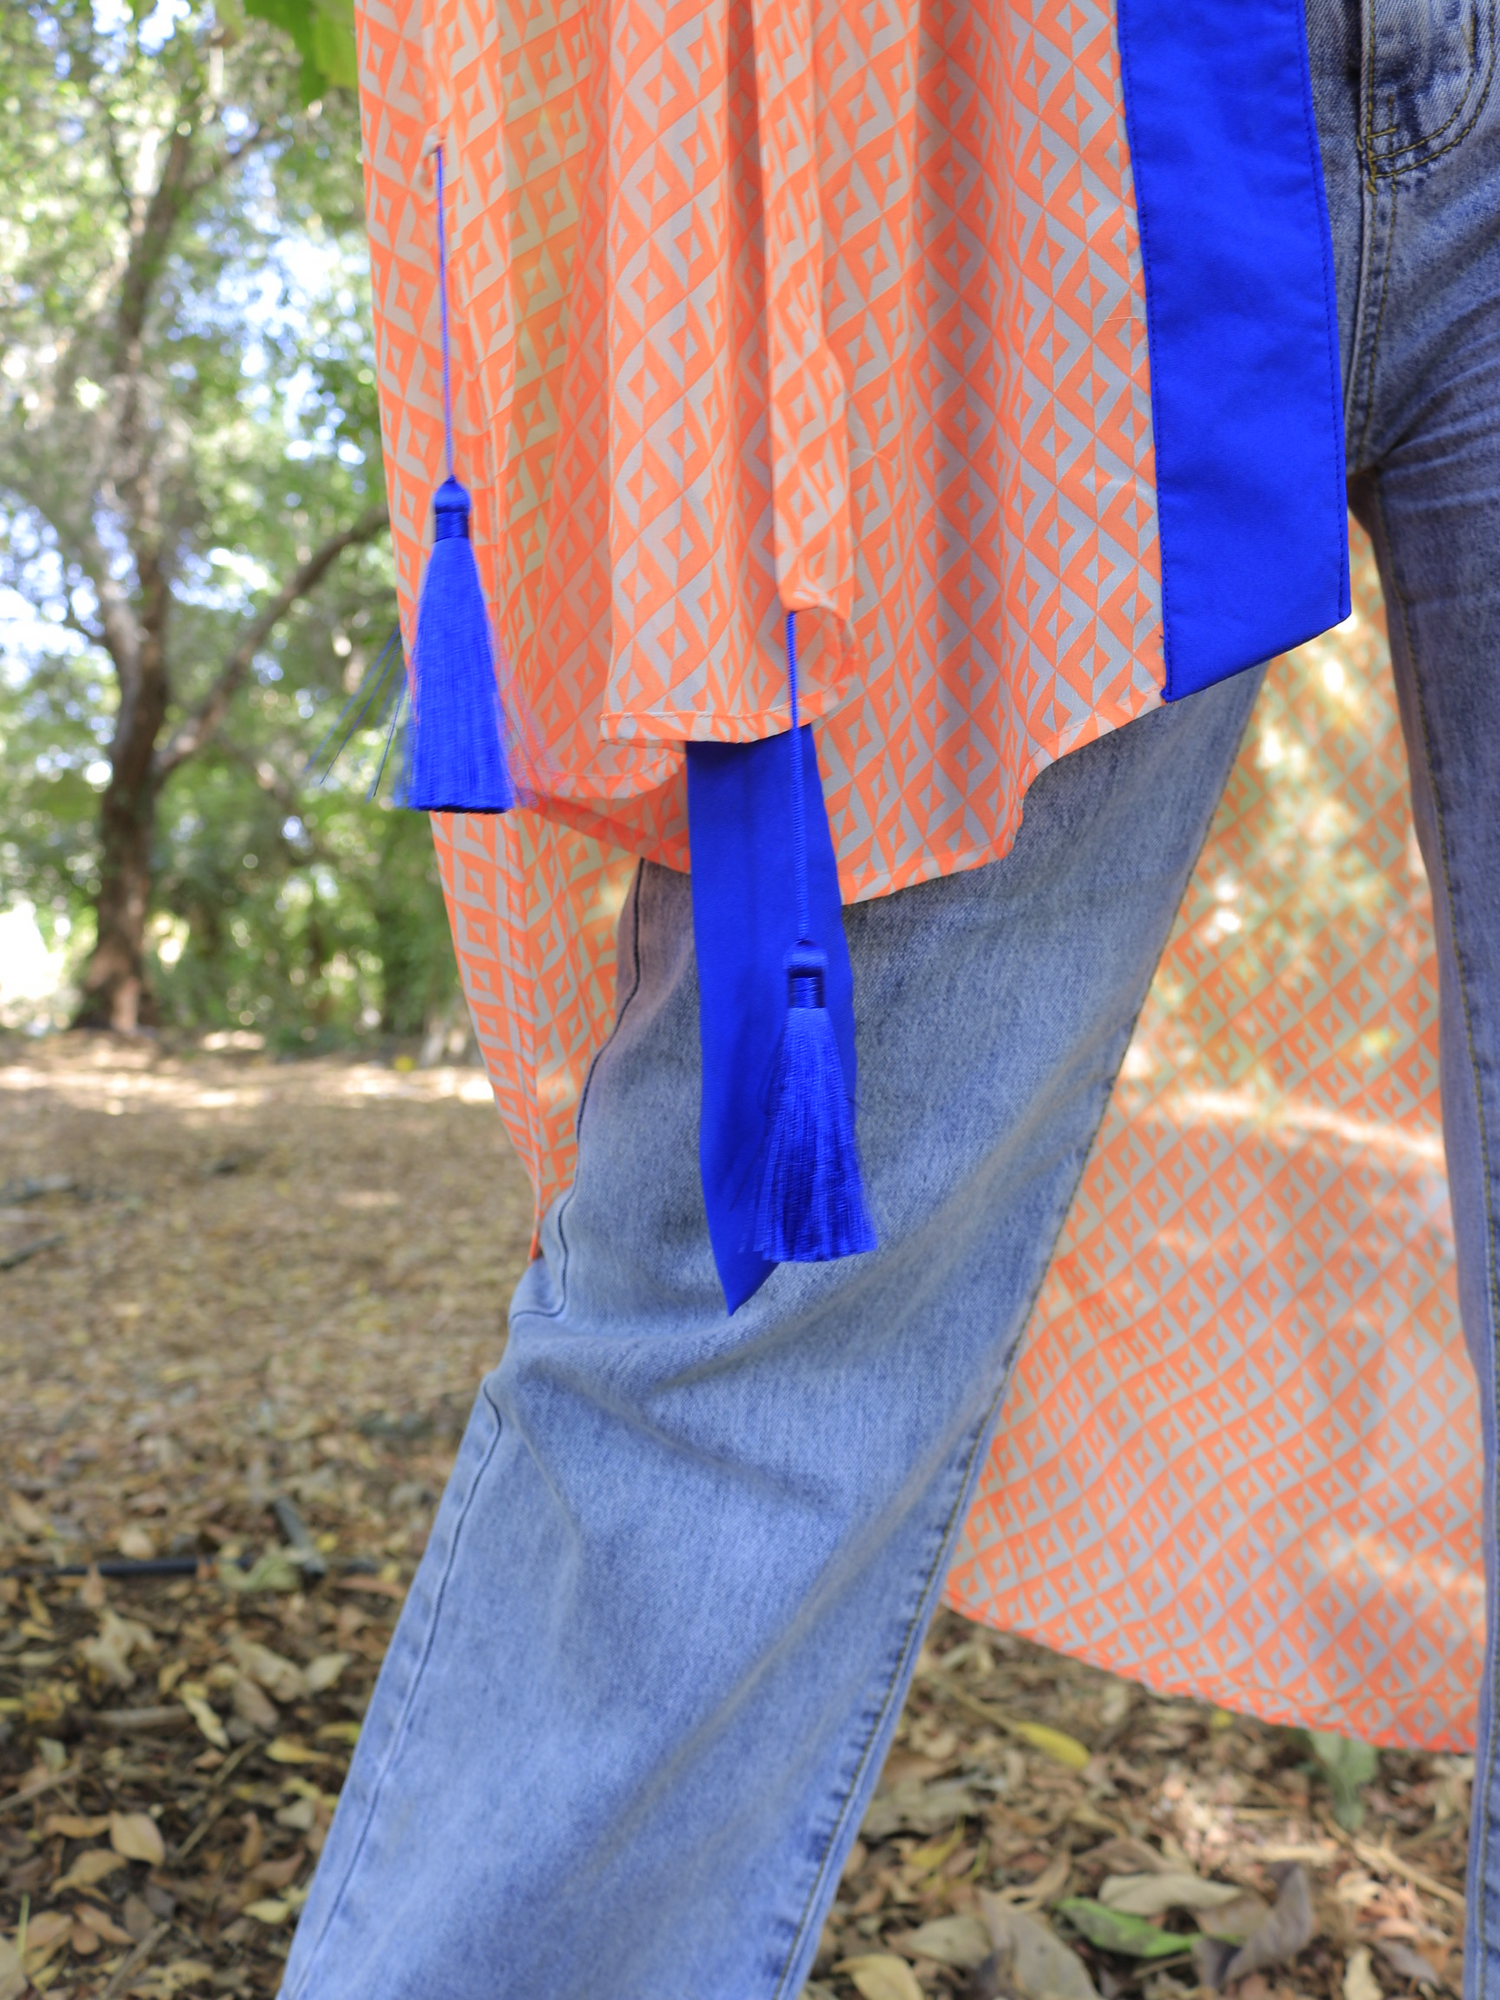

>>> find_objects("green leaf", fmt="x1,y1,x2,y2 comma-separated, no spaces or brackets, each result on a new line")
1057,1900,1197,1960
1307,1731,1379,1830
243,0,357,96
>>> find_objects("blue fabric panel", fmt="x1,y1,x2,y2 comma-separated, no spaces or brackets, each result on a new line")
1117,0,1349,696
687,728,856,1313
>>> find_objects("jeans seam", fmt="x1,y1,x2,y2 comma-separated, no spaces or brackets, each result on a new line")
766,1376,1010,2000
1354,188,1396,469
281,1403,505,1999
1379,489,1500,1964
764,665,1264,1998
516,860,648,1326
1370,0,1494,178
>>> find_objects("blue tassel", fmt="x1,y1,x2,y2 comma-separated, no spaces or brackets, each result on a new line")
404,477,515,814
753,942,877,1262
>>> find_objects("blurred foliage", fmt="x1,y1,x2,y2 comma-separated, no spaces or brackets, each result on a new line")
0,0,460,1045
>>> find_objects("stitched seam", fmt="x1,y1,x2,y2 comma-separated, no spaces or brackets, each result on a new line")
765,660,1264,1999
1355,189,1396,468
1381,62,1494,177
282,1405,505,1997
1381,492,1500,1943
766,1379,1008,2000
1294,0,1351,616
517,861,647,1325
1369,4,1481,162
1373,0,1493,174
1112,0,1174,700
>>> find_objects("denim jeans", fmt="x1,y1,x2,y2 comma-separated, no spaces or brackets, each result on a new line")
281,0,1500,1992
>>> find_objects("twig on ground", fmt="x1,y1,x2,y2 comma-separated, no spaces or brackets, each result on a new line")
99,1920,170,1999
0,1235,64,1272
0,1765,78,1817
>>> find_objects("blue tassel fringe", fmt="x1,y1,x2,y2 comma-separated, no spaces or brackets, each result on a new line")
753,943,877,1263
405,477,515,815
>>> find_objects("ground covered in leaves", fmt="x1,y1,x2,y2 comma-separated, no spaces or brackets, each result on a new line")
0,1039,1475,2000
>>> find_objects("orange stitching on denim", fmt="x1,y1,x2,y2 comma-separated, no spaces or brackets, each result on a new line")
1373,0,1494,180
1370,5,1481,164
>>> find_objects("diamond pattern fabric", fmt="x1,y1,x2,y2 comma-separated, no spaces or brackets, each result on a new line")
357,0,1479,1745
946,537,1479,1751
358,0,1164,1214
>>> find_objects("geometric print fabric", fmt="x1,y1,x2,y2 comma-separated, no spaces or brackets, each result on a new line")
358,0,1479,1742
357,0,1165,1218
357,0,1163,896
946,529,1480,1750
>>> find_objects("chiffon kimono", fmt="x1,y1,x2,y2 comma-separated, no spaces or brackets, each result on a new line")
353,0,1480,1749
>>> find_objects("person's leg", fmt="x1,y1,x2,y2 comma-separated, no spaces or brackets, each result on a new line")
1314,0,1500,1985
279,667,1263,2000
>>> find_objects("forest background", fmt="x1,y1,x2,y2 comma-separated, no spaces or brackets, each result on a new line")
0,0,461,1057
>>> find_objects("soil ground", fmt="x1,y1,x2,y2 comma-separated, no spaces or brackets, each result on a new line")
0,1040,1472,2000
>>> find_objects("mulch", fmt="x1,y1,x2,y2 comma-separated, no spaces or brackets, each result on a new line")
0,1039,1472,1999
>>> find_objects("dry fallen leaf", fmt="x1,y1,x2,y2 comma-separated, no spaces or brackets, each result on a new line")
244,1898,292,1926
860,1777,981,1840
179,1690,230,1749
232,1674,280,1733
75,1902,135,1946
304,1650,353,1694
1002,1852,1071,1908
1196,1890,1272,1943
117,1523,155,1560
229,1635,308,1704
111,1808,167,1866
8,1492,47,1538
0,1933,23,2000
266,1735,332,1766
1005,1719,1091,1770
898,1914,993,1970
1099,1871,1246,1916
836,1953,925,2000
1345,1944,1384,2000
1195,1864,1315,1990
41,1812,111,1839
122,1892,157,1941
240,1814,266,1871
53,1846,127,1892
19,1910,72,1962
1374,1939,1443,1987
980,1895,1101,2000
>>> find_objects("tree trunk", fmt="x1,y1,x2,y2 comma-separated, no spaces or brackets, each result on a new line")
75,575,170,1032
76,771,161,1031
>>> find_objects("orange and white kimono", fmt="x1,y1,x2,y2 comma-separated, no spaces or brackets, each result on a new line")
353,0,1480,1750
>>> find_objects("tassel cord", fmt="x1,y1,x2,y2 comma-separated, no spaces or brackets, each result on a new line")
301,623,403,787
786,611,811,948
436,145,455,481
370,674,409,803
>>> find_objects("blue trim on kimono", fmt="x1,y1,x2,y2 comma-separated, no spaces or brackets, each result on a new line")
687,729,858,1314
688,3,1349,1309
1118,0,1350,692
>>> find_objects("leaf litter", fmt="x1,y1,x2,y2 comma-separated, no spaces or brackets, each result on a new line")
0,1039,1475,1998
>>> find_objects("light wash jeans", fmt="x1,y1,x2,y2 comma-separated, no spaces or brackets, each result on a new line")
282,0,1500,1992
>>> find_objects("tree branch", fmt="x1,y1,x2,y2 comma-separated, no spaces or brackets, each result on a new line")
153,504,389,780
219,742,326,864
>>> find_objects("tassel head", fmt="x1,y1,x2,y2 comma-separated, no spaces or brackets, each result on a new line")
404,476,516,815
752,942,877,1265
